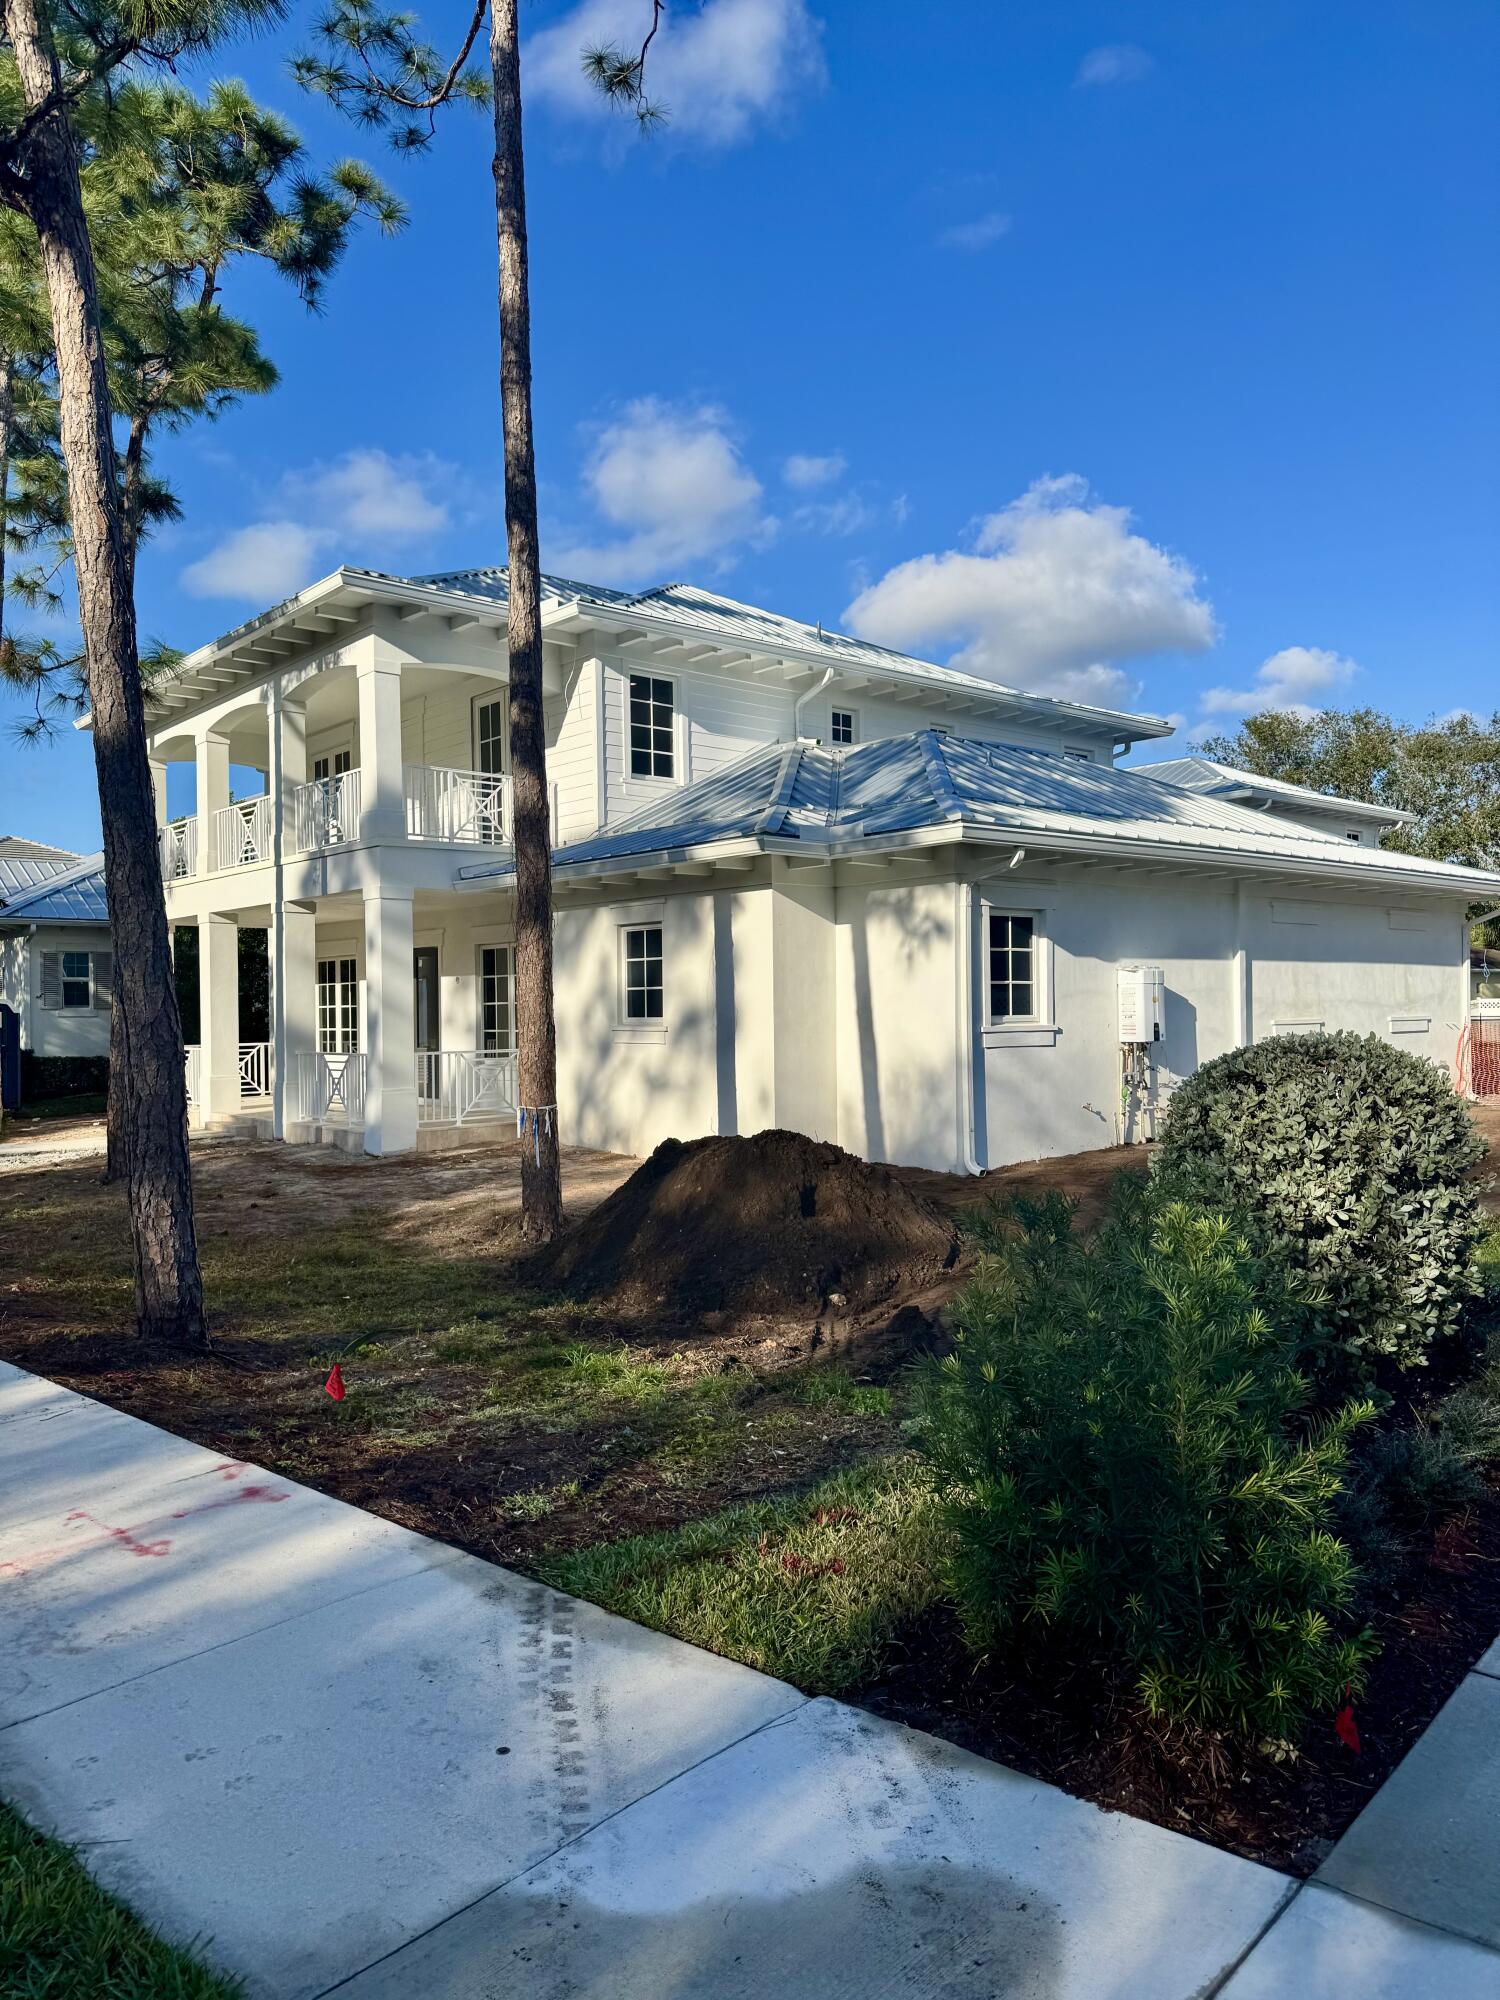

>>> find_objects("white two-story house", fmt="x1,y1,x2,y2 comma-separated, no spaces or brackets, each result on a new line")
130,566,1500,1170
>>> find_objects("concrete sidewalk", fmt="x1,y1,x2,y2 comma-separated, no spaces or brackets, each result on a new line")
0,1360,1495,1999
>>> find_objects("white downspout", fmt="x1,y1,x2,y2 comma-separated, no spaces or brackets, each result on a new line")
955,875,984,1175
793,668,835,738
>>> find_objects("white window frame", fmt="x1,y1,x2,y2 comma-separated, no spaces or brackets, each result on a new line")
311,742,353,784
472,690,509,777
476,942,516,1055
626,670,677,783
317,955,360,1054
829,705,859,747
59,949,92,1010
978,897,1058,1048
612,906,668,1042
1062,744,1093,764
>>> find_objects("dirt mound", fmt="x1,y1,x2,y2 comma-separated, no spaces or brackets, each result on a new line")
544,1129,962,1323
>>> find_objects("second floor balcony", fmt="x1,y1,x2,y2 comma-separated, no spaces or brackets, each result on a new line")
161,762,559,879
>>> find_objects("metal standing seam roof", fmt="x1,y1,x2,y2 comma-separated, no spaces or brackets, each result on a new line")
413,570,1174,738
455,730,1500,896
0,854,75,900
1136,756,1418,827
0,851,108,924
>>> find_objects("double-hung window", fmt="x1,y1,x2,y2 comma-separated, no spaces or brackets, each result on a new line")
317,957,359,1053
628,674,674,779
60,951,92,1009
622,925,664,1021
987,912,1037,1024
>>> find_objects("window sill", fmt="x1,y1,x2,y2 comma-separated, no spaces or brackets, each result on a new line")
982,1022,1060,1049
612,1024,668,1046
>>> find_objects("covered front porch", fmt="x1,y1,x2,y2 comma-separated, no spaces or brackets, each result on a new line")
175,885,523,1155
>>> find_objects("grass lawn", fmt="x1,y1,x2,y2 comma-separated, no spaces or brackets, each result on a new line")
0,1140,919,1574
0,1800,239,1998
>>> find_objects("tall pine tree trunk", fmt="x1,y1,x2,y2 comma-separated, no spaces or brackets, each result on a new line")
491,0,561,1241
102,412,150,1186
4,0,205,1342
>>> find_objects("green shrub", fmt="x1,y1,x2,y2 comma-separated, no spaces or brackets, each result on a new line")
915,1184,1377,1740
1155,1033,1486,1376
20,1053,109,1103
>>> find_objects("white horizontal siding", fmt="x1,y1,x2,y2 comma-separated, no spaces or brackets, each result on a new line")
548,666,598,842
601,657,794,824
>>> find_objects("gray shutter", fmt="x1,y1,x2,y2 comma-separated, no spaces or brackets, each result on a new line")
92,951,113,1012
39,951,61,1009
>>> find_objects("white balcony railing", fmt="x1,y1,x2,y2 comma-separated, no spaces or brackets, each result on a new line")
293,1050,366,1126
239,1041,271,1100
161,817,197,881
404,764,510,844
184,1045,200,1104
291,768,362,855
415,1049,518,1125
213,796,274,871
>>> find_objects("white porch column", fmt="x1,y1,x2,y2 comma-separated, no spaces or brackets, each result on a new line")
277,694,308,853
273,901,317,1139
363,889,417,1155
198,913,240,1126
196,730,230,865
356,652,407,843
148,755,168,831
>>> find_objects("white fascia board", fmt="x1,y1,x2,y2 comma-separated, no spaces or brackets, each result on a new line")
952,821,1500,896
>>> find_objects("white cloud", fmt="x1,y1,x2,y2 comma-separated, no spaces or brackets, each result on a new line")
1075,44,1154,87
526,0,826,147
180,449,461,602
549,398,773,584
1198,645,1358,722
843,474,1216,707
936,210,1012,253
783,451,846,490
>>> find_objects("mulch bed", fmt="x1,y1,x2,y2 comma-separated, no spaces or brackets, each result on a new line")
859,1475,1500,1874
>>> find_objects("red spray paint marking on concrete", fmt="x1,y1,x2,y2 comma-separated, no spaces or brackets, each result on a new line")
0,1465,289,1575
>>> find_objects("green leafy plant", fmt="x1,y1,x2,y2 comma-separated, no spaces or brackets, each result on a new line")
916,1183,1377,1740
1155,1033,1486,1377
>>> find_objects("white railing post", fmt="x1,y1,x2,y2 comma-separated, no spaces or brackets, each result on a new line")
213,796,274,870
402,765,511,845
160,818,198,881
291,769,362,855
238,1041,271,1100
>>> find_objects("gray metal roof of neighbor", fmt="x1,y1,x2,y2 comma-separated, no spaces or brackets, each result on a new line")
0,836,81,900
456,731,1500,897
1137,756,1418,826
0,851,108,923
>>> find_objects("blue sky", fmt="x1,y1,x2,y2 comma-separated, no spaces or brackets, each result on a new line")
5,0,1497,850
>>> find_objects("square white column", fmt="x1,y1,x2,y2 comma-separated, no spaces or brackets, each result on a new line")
198,914,240,1126
276,696,308,854
273,902,318,1140
356,656,407,843
362,891,417,1156
195,731,230,868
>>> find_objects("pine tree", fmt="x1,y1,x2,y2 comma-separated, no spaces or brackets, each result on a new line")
1,65,399,1182
0,1,392,1340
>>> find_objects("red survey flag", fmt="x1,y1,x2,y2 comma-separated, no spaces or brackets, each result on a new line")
1334,1699,1361,1755
324,1364,346,1402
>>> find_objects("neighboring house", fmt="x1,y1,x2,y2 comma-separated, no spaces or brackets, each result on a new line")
123,565,1500,1167
1137,755,1416,849
0,849,112,1079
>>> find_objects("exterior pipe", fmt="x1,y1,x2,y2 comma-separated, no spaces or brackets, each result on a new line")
793,668,835,738
956,875,985,1176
